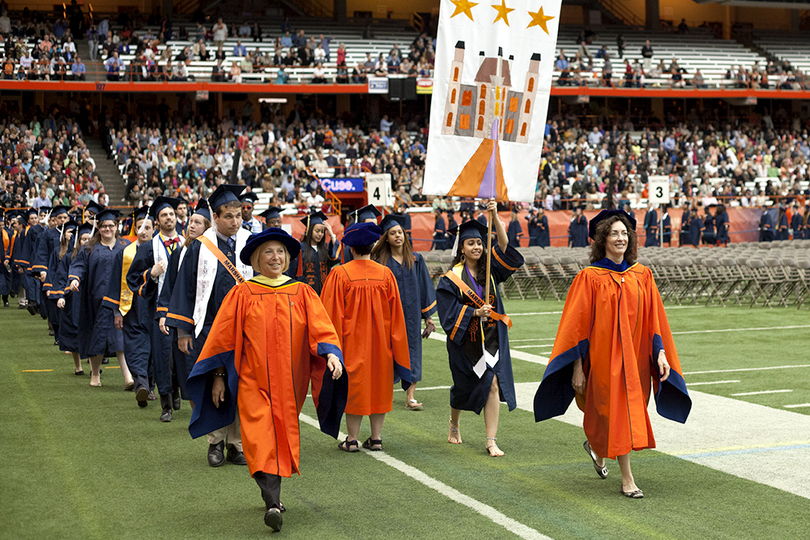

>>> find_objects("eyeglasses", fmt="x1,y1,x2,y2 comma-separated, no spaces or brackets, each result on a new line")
99,224,116,230
608,231,629,238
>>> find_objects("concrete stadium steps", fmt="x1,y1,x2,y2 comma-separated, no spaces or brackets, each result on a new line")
85,138,126,204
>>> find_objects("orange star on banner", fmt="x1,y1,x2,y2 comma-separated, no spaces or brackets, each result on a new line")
491,0,515,26
450,0,478,21
527,6,554,34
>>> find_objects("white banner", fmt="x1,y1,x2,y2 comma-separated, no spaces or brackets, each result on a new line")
423,0,561,202
648,175,671,204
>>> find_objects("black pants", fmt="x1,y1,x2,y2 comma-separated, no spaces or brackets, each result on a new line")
254,472,281,510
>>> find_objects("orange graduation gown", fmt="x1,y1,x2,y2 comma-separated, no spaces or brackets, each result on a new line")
320,259,411,415
187,276,347,477
533,262,691,460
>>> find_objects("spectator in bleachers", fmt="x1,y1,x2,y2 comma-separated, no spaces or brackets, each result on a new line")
352,62,367,83
292,29,306,48
670,68,684,88
192,38,209,61
252,22,262,43
86,24,98,61
313,42,326,64
678,18,688,34
105,51,124,81
692,69,706,89
229,60,242,84
336,65,349,84
602,55,613,87
576,31,592,60
233,40,247,57
298,43,312,67
214,44,226,62
238,21,251,39
387,50,401,73
641,39,654,72
280,31,292,48
212,18,227,50
616,34,625,59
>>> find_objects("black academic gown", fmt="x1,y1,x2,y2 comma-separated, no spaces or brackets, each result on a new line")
759,211,774,242
69,240,128,358
157,245,193,398
680,210,692,246
568,215,589,247
384,253,437,389
507,220,523,248
166,236,242,364
662,213,672,244
436,245,524,413
432,218,447,250
101,242,154,390
790,213,802,241
715,212,729,244
128,239,182,396
703,214,716,245
689,214,704,246
287,240,339,295
644,209,659,247
53,250,81,354
22,224,45,307
777,213,789,240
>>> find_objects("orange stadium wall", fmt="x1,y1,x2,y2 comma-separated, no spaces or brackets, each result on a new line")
611,0,794,31
5,0,161,14
323,207,763,252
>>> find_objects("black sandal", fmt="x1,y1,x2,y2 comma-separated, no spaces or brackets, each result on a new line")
362,437,383,451
338,438,359,452
584,440,608,479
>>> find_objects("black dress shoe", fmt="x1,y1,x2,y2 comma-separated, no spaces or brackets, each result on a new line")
172,389,181,410
3,301,8,307
208,441,225,467
136,387,149,408
264,508,283,532
226,443,247,465
159,408,173,422
49,329,54,336
26,304,37,316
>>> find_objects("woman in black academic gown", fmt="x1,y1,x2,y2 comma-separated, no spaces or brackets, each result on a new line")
68,209,134,388
436,201,524,457
286,210,339,294
53,221,85,374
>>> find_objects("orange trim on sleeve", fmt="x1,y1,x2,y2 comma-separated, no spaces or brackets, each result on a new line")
156,307,168,312
492,249,518,272
103,296,120,305
421,300,437,314
138,269,149,297
68,274,80,282
449,305,468,342
166,312,194,325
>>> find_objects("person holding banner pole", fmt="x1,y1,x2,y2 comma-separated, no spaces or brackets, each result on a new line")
436,200,524,457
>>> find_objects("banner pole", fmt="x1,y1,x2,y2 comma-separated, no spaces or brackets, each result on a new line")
482,201,493,322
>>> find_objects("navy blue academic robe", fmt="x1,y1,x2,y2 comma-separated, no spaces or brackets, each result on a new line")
432,218,447,250
53,250,81,354
8,230,22,293
21,225,44,306
759,211,774,242
287,241,339,295
69,240,128,358
643,209,659,247
715,212,729,244
128,239,184,396
528,214,550,247
0,230,11,296
680,210,692,246
101,242,154,386
662,213,672,244
790,213,802,240
689,214,704,246
158,246,194,398
507,220,523,248
436,245,524,413
32,227,60,302
777,213,789,240
568,215,588,247
384,253,437,388
166,236,245,365
703,214,716,245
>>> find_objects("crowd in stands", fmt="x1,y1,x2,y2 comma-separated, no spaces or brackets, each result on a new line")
4,98,810,239
0,8,87,81
0,106,109,212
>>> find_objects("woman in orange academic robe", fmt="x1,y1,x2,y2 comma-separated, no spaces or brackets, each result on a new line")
320,222,411,453
186,227,346,532
534,209,691,499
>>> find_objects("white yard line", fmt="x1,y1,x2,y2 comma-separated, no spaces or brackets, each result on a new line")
672,324,810,335
299,414,554,540
731,389,793,396
516,383,810,499
513,345,554,349
784,404,810,409
685,380,740,386
684,364,810,375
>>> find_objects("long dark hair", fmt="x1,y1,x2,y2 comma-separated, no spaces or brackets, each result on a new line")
302,223,328,265
589,214,638,264
451,239,488,288
371,224,415,270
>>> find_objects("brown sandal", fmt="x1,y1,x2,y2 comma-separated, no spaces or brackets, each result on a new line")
338,438,359,452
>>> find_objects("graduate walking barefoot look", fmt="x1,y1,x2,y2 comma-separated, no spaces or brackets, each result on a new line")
321,222,410,453
534,209,691,499
436,200,524,456
186,227,346,532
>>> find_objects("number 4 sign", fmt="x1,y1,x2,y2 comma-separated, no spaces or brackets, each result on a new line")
648,176,670,204
367,174,390,208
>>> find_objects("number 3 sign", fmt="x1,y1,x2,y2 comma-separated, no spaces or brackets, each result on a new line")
648,176,670,204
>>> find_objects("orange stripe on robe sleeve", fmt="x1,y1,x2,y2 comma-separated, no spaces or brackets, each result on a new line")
449,305,468,342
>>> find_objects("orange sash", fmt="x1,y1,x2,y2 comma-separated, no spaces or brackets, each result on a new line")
197,236,245,284
443,269,512,329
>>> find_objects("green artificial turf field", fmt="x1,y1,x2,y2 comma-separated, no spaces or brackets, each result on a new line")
1,298,809,540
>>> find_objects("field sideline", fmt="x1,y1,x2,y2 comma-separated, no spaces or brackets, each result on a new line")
1,298,809,540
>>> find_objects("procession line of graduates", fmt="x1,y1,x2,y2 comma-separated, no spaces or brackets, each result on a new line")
6,193,693,530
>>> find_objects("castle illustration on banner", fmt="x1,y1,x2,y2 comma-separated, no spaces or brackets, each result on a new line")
441,41,541,144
